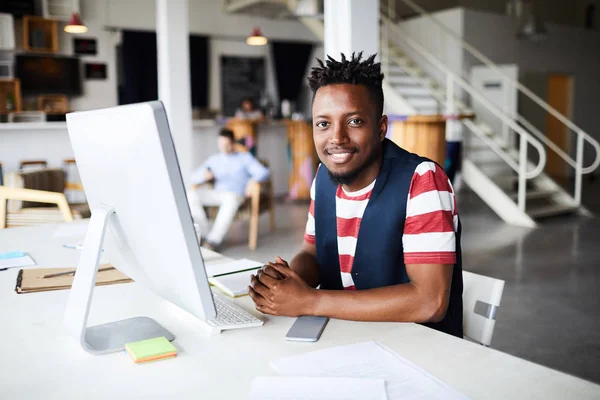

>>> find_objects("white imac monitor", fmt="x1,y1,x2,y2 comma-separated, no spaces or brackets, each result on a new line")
64,101,216,355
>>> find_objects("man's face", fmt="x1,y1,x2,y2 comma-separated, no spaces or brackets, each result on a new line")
312,84,386,186
218,136,234,154
242,100,253,112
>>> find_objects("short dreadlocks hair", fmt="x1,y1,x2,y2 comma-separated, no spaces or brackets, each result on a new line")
307,52,384,117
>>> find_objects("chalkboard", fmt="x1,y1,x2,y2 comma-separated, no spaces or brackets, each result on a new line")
221,56,265,117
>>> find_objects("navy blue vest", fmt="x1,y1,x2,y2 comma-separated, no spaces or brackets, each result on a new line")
314,139,463,338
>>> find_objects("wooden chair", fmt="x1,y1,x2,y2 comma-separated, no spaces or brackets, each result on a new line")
1,168,89,229
19,159,48,171
203,159,275,250
0,186,73,229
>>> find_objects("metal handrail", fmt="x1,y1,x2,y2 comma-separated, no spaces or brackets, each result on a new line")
382,18,546,181
382,0,600,175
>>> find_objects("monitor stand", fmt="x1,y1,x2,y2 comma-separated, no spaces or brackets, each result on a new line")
63,204,174,355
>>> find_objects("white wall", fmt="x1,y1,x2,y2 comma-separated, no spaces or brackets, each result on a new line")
462,8,600,169
67,0,119,111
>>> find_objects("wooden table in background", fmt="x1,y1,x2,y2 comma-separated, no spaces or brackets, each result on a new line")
390,115,448,166
286,120,317,200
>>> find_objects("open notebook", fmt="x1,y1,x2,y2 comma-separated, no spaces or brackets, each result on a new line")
15,264,132,294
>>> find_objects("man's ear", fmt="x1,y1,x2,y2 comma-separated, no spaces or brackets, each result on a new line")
379,115,388,141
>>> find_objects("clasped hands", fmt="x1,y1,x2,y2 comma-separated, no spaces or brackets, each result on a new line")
248,256,317,317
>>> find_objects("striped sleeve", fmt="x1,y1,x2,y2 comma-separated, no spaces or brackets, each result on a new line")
403,161,458,265
303,176,316,245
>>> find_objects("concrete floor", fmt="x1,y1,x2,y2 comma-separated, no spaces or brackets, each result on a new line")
217,182,600,385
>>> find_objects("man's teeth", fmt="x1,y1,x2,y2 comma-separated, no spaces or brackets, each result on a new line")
330,153,351,161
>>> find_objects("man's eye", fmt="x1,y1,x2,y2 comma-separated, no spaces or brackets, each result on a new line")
349,118,362,125
316,121,329,128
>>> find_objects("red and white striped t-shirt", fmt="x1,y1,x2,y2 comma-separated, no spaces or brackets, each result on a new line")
304,161,458,290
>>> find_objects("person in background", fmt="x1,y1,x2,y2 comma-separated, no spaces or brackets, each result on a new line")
187,128,270,251
248,52,463,338
234,97,265,122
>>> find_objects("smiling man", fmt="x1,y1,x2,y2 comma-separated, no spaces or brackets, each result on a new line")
249,52,463,337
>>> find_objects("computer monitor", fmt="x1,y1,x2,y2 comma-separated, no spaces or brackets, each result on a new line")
64,101,216,355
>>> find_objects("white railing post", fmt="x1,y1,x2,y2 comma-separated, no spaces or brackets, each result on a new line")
502,75,511,148
446,73,455,151
446,73,454,117
574,132,585,206
382,17,389,79
518,134,528,212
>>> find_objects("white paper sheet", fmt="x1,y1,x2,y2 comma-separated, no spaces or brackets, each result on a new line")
271,341,469,400
52,222,89,238
248,376,387,400
0,254,36,269
205,258,263,278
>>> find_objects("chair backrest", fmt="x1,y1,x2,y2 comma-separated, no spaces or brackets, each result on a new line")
462,270,505,347
4,168,66,211
19,160,48,171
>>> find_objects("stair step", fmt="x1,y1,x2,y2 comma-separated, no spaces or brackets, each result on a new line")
406,97,439,108
385,65,407,76
394,86,434,97
476,123,493,136
387,75,418,85
527,203,578,218
509,188,560,201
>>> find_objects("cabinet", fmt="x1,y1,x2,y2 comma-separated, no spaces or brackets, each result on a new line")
0,79,22,113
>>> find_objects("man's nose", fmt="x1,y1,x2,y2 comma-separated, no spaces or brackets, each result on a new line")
329,124,348,145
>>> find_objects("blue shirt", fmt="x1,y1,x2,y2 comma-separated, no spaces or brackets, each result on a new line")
190,152,270,196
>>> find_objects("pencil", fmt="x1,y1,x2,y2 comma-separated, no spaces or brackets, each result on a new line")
40,266,115,279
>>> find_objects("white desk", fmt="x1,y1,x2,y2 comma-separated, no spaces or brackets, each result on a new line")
1,223,599,399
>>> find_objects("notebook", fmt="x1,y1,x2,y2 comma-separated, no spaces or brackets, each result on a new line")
208,268,259,297
125,336,177,364
15,264,133,294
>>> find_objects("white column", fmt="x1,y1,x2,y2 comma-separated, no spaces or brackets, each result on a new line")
156,0,194,182
324,0,380,61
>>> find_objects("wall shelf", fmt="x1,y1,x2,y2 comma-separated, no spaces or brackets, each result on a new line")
22,16,59,53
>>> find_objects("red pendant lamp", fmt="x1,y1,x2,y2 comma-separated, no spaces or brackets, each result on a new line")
246,26,267,46
64,12,88,34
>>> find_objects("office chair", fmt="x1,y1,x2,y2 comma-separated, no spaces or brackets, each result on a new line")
462,270,505,347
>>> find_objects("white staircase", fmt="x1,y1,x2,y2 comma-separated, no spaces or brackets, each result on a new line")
224,0,600,228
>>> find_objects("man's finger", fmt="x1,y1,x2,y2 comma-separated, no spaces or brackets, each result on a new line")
248,286,267,307
275,256,289,267
261,265,285,280
269,263,298,279
256,270,282,290
250,274,272,299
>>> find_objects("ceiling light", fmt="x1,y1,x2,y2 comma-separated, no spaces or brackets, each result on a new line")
64,12,88,34
246,27,267,46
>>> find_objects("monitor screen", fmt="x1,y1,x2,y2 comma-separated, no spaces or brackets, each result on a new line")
16,54,82,96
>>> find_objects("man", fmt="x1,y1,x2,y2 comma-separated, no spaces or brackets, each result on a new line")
234,97,264,122
249,53,463,337
188,128,270,250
